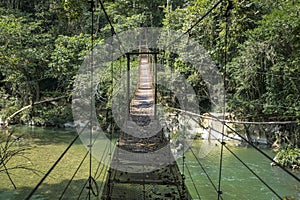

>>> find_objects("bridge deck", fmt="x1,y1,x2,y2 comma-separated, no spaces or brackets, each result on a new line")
101,51,191,199
101,161,191,199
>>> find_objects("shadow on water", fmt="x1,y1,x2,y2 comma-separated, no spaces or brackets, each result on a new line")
0,179,105,200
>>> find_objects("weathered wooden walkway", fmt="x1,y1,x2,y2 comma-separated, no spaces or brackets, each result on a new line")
101,49,192,199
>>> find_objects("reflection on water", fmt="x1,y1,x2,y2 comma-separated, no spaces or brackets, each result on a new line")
0,126,299,200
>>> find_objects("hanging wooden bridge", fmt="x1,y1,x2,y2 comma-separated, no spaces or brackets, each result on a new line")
23,1,300,200
23,40,300,200
101,47,191,199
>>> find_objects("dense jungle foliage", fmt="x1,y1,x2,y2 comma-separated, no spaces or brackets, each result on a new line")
0,0,299,151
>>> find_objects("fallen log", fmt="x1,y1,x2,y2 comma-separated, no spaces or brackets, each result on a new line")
3,96,67,127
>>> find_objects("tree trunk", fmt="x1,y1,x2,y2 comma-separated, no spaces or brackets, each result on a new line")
243,124,253,144
3,96,67,127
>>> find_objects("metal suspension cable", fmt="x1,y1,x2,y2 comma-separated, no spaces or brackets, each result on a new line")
59,150,89,200
84,0,118,193
208,130,284,199
87,1,118,198
165,0,222,49
77,179,89,200
233,101,300,114
98,0,115,35
84,150,108,200
223,144,283,200
241,68,300,81
97,164,109,196
99,0,126,53
87,176,99,197
179,109,300,184
109,41,114,197
24,122,90,200
174,111,241,143
171,107,299,125
217,135,224,200
167,162,183,198
184,162,202,200
170,106,300,182
218,118,300,183
189,147,223,200
173,110,243,144
183,0,223,36
88,1,96,199
59,132,109,199
94,141,110,180
93,141,110,197
217,0,232,198
74,147,102,200
217,121,225,199
77,176,100,200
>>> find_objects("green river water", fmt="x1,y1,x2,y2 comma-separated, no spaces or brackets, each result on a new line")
0,126,299,200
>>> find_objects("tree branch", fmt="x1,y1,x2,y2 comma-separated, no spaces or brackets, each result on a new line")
4,96,67,127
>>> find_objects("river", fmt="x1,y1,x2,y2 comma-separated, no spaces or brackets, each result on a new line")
0,126,299,200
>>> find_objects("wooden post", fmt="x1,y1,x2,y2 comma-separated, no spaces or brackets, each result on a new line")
126,53,130,120
154,53,157,119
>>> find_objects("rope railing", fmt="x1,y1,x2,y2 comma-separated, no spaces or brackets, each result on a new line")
171,107,300,125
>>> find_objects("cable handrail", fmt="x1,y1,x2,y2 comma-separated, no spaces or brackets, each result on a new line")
171,107,300,125
175,108,300,183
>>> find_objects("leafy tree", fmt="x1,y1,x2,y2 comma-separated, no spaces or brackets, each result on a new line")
228,1,300,121
0,11,52,107
49,34,93,94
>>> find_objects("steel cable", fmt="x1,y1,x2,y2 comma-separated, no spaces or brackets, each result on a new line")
208,128,286,199
59,151,89,200
223,144,283,200
185,162,202,200
189,147,224,200
24,122,90,200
